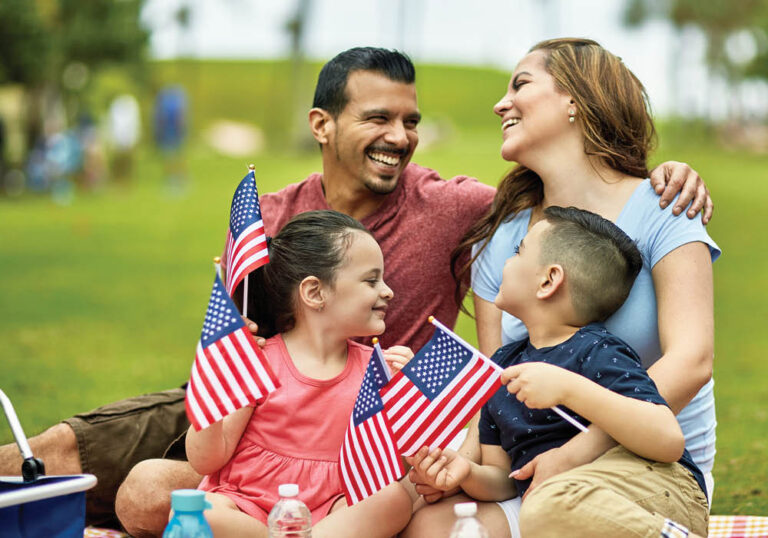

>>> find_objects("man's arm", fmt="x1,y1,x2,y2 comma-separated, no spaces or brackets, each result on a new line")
649,161,713,224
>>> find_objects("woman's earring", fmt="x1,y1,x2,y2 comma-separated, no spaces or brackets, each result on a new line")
568,108,576,123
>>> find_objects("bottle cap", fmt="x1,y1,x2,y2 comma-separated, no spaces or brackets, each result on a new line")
170,489,208,512
453,502,478,517
278,483,300,497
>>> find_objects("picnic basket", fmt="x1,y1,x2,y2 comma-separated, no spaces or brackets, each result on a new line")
0,388,96,537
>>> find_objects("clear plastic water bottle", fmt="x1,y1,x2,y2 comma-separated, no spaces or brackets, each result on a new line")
162,489,213,538
267,483,312,537
449,502,489,538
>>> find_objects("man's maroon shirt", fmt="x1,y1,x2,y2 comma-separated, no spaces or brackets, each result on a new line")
259,163,495,350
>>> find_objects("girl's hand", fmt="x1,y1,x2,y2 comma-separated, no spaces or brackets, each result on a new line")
241,316,266,348
383,345,414,373
406,446,470,492
501,362,580,409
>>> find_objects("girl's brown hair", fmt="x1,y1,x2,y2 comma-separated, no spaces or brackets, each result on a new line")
247,210,372,337
451,37,657,310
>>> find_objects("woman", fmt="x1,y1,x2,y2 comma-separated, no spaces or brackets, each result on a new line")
404,38,718,538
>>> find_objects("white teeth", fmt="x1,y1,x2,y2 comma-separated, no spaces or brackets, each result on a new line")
503,118,520,129
368,152,401,166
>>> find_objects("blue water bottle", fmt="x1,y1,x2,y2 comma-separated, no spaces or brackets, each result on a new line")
162,489,213,538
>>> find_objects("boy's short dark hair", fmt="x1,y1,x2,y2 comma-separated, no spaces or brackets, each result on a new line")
312,47,415,117
541,206,642,323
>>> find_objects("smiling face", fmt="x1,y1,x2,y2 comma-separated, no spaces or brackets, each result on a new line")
324,70,421,195
494,220,551,317
494,50,574,165
323,230,393,338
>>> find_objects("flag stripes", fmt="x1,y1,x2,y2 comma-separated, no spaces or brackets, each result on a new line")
338,343,404,505
340,412,403,505
224,223,268,296
382,356,501,455
223,169,270,297
338,320,502,505
185,274,280,431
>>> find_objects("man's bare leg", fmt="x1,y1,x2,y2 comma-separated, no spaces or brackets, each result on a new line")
0,423,82,475
115,459,202,538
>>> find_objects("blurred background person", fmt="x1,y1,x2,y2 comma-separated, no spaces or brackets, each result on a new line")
153,84,187,194
107,93,141,184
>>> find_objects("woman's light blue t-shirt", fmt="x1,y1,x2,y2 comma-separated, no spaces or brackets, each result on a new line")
471,179,721,473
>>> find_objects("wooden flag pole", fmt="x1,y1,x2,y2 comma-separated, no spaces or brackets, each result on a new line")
427,315,589,434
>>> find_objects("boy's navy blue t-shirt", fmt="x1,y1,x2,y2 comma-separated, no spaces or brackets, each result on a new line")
479,323,706,499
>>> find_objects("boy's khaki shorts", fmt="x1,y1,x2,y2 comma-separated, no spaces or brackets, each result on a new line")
520,446,709,537
63,387,189,528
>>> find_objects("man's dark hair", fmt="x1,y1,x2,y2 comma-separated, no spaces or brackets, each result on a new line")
541,206,642,323
312,47,415,117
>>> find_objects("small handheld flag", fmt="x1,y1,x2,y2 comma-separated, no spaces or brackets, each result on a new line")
339,339,404,505
224,166,269,301
381,317,503,457
185,273,280,431
418,318,589,434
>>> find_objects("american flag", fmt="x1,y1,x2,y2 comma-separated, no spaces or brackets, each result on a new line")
224,169,269,297
185,273,280,431
381,321,503,456
339,343,404,505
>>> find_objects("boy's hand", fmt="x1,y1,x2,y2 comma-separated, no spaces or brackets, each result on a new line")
511,446,572,500
501,362,579,409
242,317,266,348
406,446,470,492
383,345,414,373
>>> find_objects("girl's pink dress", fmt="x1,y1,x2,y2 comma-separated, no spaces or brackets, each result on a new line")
199,334,370,524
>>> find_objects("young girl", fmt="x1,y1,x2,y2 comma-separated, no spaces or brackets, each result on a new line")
185,210,416,537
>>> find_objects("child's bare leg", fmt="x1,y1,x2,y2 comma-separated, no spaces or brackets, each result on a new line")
203,492,268,538
313,481,414,538
400,493,512,538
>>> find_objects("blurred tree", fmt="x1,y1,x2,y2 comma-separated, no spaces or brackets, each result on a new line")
743,4,768,80
625,0,767,81
286,0,315,150
0,0,149,160
625,0,768,120
54,0,148,74
0,0,50,86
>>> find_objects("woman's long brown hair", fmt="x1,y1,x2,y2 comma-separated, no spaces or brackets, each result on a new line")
451,37,657,312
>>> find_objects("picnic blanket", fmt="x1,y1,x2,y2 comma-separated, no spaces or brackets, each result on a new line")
84,516,768,537
84,528,128,537
708,515,768,538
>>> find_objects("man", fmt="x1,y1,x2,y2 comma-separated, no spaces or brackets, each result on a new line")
0,47,711,535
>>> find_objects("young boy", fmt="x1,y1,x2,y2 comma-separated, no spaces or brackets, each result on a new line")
408,207,709,538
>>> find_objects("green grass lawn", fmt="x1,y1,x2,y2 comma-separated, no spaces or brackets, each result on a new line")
1,60,766,516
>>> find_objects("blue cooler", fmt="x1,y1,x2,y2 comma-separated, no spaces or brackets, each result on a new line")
0,388,96,538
